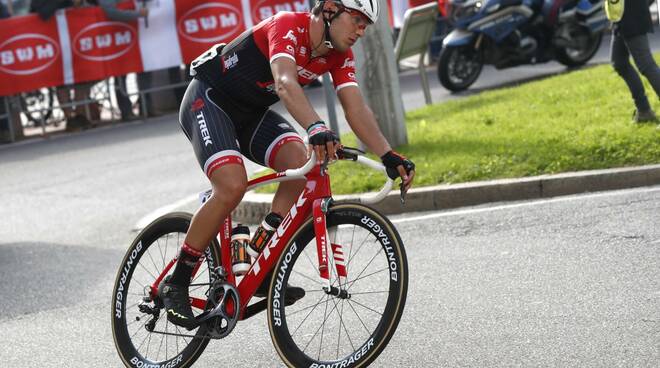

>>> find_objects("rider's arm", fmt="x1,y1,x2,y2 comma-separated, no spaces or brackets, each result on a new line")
270,58,321,130
337,86,391,156
338,85,415,192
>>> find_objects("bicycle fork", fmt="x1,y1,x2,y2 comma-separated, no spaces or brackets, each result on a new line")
313,198,350,299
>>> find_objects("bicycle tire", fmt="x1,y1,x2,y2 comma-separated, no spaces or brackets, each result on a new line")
111,212,221,368
268,203,408,367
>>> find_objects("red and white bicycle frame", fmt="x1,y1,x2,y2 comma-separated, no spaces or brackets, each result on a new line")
149,152,393,319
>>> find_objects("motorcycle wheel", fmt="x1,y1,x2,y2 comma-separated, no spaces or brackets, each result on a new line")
437,45,483,92
556,29,602,67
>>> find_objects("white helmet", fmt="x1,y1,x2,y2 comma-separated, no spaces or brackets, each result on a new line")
337,0,380,24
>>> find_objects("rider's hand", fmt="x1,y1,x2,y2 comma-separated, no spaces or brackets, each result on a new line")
307,121,340,164
381,150,415,193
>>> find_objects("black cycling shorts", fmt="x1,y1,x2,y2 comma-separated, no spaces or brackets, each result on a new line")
179,78,303,177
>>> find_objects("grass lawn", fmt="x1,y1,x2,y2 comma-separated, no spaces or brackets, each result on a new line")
259,60,660,194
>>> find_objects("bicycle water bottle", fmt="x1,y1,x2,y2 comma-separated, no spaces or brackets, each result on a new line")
247,212,283,258
231,224,251,275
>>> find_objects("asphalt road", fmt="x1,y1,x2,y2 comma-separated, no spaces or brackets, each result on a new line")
0,30,658,367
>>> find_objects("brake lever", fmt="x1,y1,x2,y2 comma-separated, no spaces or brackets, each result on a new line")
320,154,330,176
399,182,406,204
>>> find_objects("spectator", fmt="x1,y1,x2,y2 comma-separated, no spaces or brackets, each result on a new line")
97,0,147,121
0,1,11,18
609,0,660,123
30,0,73,20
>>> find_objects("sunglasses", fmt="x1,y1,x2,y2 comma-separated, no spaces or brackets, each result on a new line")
344,8,370,29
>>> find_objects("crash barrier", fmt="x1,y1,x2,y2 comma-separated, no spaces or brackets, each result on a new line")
394,2,438,105
0,0,438,142
0,0,435,97
0,74,188,143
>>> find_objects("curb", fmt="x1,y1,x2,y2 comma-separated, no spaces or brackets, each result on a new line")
232,164,660,223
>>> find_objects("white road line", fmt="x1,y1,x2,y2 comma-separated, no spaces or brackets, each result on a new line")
391,186,660,224
135,185,660,230
134,193,199,231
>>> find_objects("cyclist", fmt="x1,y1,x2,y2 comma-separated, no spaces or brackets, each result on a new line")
160,0,416,329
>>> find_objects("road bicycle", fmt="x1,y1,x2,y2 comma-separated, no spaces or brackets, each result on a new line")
111,147,409,367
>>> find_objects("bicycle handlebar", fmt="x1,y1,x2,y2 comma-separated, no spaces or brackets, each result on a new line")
284,149,394,205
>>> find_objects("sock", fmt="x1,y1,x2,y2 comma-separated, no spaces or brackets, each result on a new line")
169,243,203,286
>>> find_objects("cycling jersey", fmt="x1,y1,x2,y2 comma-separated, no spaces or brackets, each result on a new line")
191,11,359,111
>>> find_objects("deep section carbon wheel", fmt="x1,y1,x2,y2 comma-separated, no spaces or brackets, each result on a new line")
268,204,408,367
111,212,221,368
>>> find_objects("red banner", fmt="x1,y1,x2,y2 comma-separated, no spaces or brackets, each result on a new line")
66,5,143,84
175,0,246,64
0,0,423,97
0,13,63,96
249,0,309,25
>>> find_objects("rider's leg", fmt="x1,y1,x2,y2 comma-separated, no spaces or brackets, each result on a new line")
167,163,247,286
270,141,308,216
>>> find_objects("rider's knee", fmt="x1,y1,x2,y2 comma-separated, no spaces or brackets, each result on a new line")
208,171,247,206
272,142,307,171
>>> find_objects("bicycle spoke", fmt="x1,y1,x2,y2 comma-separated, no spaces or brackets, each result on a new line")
125,301,140,312
145,329,153,359
145,248,161,277
288,298,331,317
328,295,355,359
346,230,371,271
347,246,384,292
301,295,342,354
302,294,330,354
344,267,388,289
346,298,371,336
293,269,324,286
156,238,166,269
348,299,383,316
318,294,330,360
137,261,158,284
136,328,150,354
350,290,389,296
291,292,329,337
163,236,170,272
302,248,319,276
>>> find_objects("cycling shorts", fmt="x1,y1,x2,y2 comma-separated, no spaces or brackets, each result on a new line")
179,78,304,177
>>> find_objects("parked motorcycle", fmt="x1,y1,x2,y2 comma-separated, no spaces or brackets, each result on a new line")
437,0,608,92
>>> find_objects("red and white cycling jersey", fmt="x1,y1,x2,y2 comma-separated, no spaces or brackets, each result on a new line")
191,12,358,111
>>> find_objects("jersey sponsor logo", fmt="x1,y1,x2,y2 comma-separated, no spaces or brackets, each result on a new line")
282,29,297,45
222,52,238,70
297,27,306,34
73,21,137,62
0,33,59,76
348,72,356,80
341,57,355,69
252,0,310,22
299,46,306,56
297,66,318,80
196,111,213,146
285,44,295,55
178,3,243,43
191,98,205,111
256,80,276,93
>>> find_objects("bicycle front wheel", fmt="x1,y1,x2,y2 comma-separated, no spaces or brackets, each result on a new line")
268,203,408,367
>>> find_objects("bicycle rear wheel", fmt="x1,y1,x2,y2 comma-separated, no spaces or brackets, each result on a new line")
268,203,408,367
111,212,220,368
